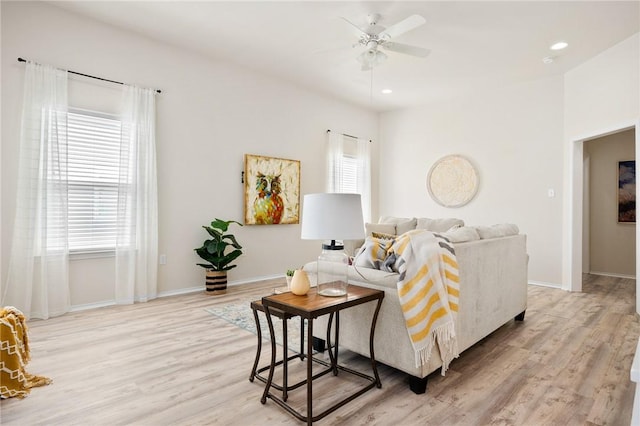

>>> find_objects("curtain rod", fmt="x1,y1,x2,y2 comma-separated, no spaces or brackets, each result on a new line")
326,129,372,143
17,57,162,94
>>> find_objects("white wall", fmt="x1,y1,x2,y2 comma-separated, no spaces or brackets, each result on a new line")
564,33,639,294
1,2,378,307
379,76,565,287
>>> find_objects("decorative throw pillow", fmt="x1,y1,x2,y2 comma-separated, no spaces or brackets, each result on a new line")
365,222,396,237
371,231,395,240
353,236,394,270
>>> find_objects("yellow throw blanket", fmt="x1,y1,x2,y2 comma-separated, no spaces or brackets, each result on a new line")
0,306,52,398
390,230,460,374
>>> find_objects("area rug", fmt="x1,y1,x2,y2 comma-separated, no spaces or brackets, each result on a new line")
205,302,304,351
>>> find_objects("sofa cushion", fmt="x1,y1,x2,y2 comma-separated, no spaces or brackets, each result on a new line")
396,218,418,235
441,226,481,243
377,217,417,234
475,223,519,239
343,239,365,257
416,217,464,232
378,216,412,225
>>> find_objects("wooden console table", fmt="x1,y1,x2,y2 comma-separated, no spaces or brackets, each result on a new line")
260,284,384,425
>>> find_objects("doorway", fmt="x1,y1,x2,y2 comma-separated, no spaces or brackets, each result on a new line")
568,122,640,313
582,129,636,278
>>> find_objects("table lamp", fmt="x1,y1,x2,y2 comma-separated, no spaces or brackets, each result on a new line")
300,193,365,296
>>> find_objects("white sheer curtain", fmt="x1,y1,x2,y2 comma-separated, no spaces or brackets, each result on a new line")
3,62,70,319
115,85,158,304
356,137,372,223
326,130,344,192
326,131,372,223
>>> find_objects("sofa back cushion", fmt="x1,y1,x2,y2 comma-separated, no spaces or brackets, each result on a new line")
475,223,519,239
378,216,417,234
441,226,480,243
416,217,464,232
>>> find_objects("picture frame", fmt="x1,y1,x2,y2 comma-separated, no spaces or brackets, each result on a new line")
618,160,636,224
244,154,300,225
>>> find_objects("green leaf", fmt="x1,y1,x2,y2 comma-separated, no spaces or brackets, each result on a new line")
222,234,242,249
210,219,230,232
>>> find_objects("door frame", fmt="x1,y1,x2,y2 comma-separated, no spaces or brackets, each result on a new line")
566,120,639,312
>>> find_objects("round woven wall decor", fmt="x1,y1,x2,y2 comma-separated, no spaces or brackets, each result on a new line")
427,155,479,207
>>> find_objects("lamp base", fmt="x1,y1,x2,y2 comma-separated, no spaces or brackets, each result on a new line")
317,240,349,297
318,285,348,297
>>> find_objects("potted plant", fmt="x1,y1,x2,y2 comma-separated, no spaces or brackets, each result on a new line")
194,218,243,294
286,269,295,289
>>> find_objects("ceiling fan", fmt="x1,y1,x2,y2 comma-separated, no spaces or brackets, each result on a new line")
343,13,430,71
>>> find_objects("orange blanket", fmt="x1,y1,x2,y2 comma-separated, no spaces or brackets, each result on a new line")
0,306,51,398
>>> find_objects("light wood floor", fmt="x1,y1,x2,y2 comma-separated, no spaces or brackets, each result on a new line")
2,274,637,425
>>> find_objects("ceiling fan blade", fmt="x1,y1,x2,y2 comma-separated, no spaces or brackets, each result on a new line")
341,17,367,39
382,42,430,58
379,14,426,40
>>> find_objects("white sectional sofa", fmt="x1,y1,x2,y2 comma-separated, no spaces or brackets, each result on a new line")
303,217,528,393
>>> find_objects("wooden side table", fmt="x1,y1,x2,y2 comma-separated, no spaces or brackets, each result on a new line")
260,284,384,425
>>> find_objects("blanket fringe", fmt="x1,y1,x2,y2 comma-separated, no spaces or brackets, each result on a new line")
414,322,459,376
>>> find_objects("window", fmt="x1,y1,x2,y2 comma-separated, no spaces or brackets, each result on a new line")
326,132,371,222
66,108,122,253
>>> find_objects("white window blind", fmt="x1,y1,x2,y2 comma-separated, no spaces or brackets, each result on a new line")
67,108,121,253
341,155,358,194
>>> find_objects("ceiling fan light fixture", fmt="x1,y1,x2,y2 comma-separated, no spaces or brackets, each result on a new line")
357,49,387,68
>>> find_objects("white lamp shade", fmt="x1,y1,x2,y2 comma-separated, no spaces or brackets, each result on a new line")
300,193,365,241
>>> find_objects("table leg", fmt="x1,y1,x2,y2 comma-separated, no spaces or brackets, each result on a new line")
299,318,305,361
334,312,340,376
283,313,288,401
249,305,262,382
369,297,383,388
306,317,313,425
326,313,336,370
261,304,277,404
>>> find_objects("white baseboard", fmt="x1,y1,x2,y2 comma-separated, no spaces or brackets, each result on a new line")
69,300,116,312
228,274,283,286
589,271,636,279
69,274,285,312
528,280,563,289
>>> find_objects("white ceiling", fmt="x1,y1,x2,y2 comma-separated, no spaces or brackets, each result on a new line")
51,1,640,112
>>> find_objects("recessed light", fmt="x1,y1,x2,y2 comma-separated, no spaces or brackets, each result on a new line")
550,41,568,51
381,89,393,94
542,56,555,64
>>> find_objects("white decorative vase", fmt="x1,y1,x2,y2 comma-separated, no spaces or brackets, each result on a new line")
290,269,310,295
